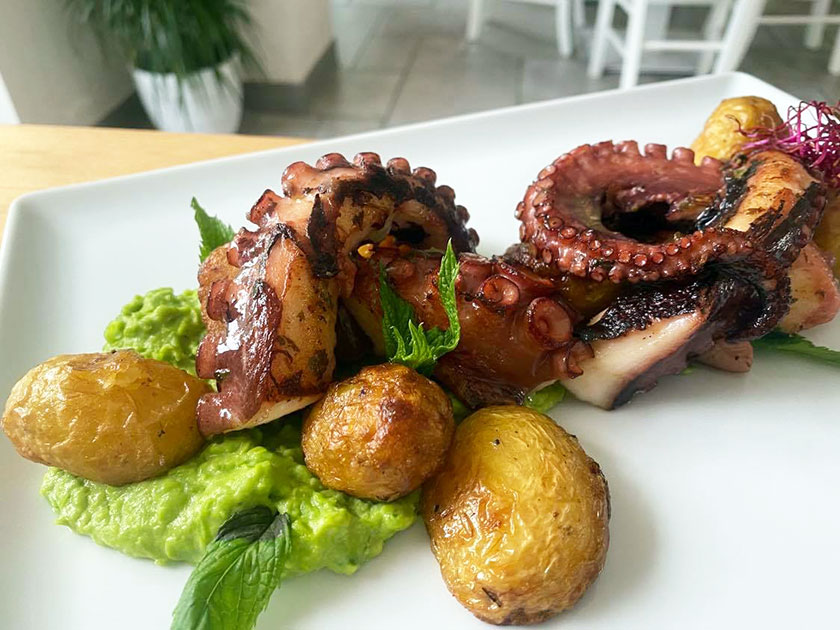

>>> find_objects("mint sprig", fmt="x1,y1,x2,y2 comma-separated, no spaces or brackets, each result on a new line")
379,241,461,375
192,197,235,262
752,330,840,366
524,382,567,413
171,506,291,630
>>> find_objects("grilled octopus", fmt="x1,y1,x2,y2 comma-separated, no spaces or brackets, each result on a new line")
510,143,827,408
196,135,832,429
195,152,476,436
346,248,591,408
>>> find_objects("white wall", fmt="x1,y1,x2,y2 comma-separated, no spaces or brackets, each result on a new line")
246,0,334,84
0,4,131,125
0,72,18,124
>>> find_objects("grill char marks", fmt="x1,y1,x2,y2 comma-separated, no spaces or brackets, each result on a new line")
195,152,477,436
563,276,763,409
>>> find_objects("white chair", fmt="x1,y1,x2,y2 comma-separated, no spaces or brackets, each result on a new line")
466,0,587,58
587,0,765,89
757,0,840,75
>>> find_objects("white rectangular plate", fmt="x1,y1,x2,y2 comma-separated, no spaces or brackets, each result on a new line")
1,72,838,630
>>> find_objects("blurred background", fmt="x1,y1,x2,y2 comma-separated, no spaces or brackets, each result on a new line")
0,0,837,137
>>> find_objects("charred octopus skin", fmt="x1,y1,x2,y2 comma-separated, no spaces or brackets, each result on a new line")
347,249,591,408
196,152,477,436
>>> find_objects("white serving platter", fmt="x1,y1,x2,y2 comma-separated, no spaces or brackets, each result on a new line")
1,72,838,630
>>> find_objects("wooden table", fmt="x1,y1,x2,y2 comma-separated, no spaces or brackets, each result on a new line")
0,124,307,242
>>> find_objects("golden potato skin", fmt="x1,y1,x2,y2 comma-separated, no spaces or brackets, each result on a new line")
691,96,783,163
422,406,609,626
1,351,209,485
302,363,454,501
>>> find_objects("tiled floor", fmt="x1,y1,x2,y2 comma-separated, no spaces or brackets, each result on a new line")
102,0,840,137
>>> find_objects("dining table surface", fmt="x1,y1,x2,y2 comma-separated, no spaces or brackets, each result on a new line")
0,124,307,244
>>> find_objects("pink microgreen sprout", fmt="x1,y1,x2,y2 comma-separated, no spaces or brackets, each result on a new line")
738,100,840,189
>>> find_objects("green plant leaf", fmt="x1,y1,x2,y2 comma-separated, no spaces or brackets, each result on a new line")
171,506,291,630
446,390,472,422
524,382,567,413
193,197,235,262
63,0,263,83
752,330,840,366
379,241,461,375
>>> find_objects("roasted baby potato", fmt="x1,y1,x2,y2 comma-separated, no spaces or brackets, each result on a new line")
691,96,783,163
1,351,208,485
422,406,609,625
302,363,454,501
815,192,840,278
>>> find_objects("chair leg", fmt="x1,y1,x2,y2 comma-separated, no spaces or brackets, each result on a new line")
714,0,766,74
573,0,586,29
697,0,732,75
588,0,616,78
621,0,648,89
805,0,831,50
466,0,485,42
829,24,840,76
556,0,573,57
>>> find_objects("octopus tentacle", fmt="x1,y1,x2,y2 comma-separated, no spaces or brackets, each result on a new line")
517,141,731,283
195,153,477,436
516,143,827,408
346,250,590,408
515,143,826,338
561,274,766,409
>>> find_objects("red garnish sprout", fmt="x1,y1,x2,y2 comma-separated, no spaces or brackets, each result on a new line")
739,100,840,189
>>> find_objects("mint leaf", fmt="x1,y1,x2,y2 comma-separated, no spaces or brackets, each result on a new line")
434,240,461,350
379,265,417,360
193,197,235,262
752,331,840,366
446,389,471,422
171,506,291,630
524,382,567,413
379,241,461,375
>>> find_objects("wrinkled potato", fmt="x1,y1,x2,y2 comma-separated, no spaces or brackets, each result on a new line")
422,406,609,625
302,363,454,501
691,96,783,163
1,351,209,485
815,192,840,278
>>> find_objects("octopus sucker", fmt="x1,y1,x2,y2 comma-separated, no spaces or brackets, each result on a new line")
196,152,477,436
345,250,588,408
517,143,824,288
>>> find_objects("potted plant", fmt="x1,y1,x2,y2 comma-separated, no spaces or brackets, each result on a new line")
65,0,259,133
